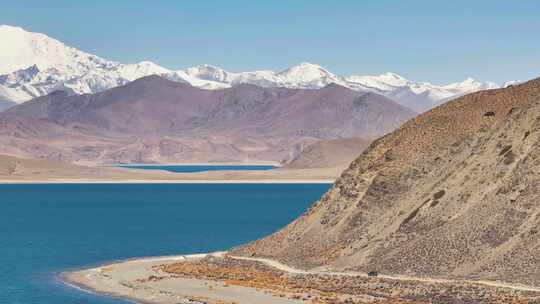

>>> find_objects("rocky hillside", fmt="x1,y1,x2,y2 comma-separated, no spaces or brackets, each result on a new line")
233,77,540,286
0,76,415,164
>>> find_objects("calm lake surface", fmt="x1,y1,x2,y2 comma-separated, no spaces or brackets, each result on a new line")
117,164,278,173
0,183,331,304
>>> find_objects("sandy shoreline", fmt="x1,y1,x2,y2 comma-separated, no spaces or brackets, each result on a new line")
62,252,306,304
61,254,207,304
0,179,333,184
99,161,282,167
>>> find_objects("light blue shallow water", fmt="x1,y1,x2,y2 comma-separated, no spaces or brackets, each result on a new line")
117,165,278,173
0,183,331,304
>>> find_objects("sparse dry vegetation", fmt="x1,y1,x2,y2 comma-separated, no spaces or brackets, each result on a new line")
162,257,540,303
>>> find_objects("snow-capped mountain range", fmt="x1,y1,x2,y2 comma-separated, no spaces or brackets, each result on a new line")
0,25,507,112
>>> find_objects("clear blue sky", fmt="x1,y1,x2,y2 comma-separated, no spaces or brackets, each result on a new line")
2,0,539,84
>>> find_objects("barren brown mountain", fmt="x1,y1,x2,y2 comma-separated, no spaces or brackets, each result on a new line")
233,77,540,286
0,76,415,164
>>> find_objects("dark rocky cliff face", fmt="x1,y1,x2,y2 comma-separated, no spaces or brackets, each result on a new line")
233,77,540,286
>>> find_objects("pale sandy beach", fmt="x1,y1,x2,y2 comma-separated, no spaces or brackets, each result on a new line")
63,252,308,304
99,161,282,167
0,179,333,184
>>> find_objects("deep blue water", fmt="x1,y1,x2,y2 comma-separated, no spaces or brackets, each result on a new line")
117,165,278,173
0,183,331,304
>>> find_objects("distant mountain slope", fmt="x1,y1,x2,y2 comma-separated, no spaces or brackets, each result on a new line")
0,25,504,112
233,77,540,286
285,137,371,169
0,76,415,164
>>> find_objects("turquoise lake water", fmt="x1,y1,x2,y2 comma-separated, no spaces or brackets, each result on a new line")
117,164,278,173
0,183,330,304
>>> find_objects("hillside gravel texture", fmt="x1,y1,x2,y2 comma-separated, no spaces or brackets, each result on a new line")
233,77,540,286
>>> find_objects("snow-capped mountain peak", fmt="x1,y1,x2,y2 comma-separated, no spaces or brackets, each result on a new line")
114,61,171,81
0,24,111,75
277,62,344,88
443,77,499,94
344,72,409,92
185,64,230,83
0,25,514,113
0,25,177,102
445,77,481,89
279,62,333,79
377,72,408,85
